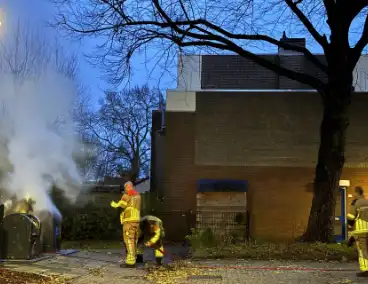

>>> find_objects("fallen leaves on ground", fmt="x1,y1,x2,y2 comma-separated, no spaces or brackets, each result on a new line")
87,267,105,277
0,268,69,284
145,261,215,284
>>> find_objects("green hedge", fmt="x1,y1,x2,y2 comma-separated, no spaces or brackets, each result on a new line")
50,187,161,241
49,187,121,240
61,203,122,240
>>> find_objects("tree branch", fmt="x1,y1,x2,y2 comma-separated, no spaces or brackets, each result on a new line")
322,0,335,32
55,0,328,90
152,0,326,89
191,21,327,72
284,0,328,49
78,84,158,178
351,15,368,68
149,29,326,90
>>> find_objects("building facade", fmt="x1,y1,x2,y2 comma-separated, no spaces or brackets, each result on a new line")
162,90,368,241
154,38,368,241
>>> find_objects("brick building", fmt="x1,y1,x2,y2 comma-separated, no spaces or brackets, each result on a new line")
151,36,368,242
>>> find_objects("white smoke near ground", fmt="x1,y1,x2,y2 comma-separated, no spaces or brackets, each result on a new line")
0,69,83,218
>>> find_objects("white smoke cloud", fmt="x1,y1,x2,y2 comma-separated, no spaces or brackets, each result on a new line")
0,68,82,214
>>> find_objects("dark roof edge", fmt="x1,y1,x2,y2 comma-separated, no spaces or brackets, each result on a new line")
134,177,149,186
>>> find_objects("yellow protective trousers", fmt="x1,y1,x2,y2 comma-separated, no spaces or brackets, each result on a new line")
123,222,139,265
137,234,164,258
356,236,368,272
152,240,164,258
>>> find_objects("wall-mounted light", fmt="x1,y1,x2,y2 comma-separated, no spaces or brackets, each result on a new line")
348,194,353,198
339,180,350,187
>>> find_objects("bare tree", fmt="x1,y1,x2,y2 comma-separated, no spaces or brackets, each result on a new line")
78,85,162,182
52,0,368,242
0,20,77,82
73,93,101,180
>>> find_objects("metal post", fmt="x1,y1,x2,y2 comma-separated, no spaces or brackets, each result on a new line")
338,180,350,242
0,203,3,258
341,186,348,241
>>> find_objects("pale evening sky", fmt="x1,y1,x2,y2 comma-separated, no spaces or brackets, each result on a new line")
1,0,178,105
2,0,367,105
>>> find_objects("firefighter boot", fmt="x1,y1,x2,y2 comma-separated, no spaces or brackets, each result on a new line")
136,254,144,263
120,263,136,268
356,271,368,277
156,257,163,266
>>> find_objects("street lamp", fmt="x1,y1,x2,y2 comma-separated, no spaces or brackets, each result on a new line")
0,7,3,27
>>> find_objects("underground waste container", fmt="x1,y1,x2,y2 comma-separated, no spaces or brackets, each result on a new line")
1,213,42,259
37,210,62,252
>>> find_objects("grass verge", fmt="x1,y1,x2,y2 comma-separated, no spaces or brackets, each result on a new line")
61,240,123,250
191,242,357,261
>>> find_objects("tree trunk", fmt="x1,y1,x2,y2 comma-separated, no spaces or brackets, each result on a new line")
130,150,141,184
301,81,351,243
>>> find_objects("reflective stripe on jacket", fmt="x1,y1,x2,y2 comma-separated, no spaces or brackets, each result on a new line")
117,193,141,224
348,197,368,236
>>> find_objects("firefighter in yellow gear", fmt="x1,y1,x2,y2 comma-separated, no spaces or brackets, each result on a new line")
110,181,141,268
347,186,368,277
136,215,165,266
347,197,358,247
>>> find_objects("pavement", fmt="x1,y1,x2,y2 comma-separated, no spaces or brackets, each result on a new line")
1,247,368,283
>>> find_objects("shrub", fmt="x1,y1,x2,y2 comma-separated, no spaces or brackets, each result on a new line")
186,228,217,248
186,228,237,250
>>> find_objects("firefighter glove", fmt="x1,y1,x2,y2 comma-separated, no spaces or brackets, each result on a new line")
347,236,356,247
110,201,118,208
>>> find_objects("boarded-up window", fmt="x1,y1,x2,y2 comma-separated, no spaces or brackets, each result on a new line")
196,192,247,240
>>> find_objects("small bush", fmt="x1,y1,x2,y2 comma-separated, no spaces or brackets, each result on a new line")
186,228,238,250
186,228,357,261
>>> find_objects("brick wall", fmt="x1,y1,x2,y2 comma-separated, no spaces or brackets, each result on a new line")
279,56,327,89
201,55,327,89
162,92,368,241
195,91,368,167
150,110,163,194
201,55,279,89
161,112,197,240
163,118,316,241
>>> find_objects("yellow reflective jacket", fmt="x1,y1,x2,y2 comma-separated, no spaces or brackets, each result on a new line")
139,215,165,244
115,193,141,224
347,197,368,236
